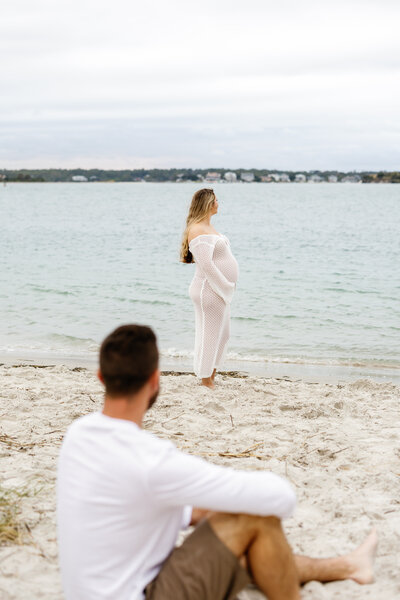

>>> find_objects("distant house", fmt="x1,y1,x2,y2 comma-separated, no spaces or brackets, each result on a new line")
260,175,273,182
205,171,221,182
240,172,255,182
327,175,338,183
224,171,237,182
279,173,290,182
340,174,361,183
270,173,281,182
71,175,88,182
295,174,306,183
89,176,98,181
308,174,324,183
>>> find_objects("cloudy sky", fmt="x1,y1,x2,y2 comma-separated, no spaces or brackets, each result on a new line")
1,0,400,170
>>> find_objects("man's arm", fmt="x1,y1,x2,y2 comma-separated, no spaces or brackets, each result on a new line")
149,445,296,520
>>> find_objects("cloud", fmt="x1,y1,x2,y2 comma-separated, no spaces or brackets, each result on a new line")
1,0,400,169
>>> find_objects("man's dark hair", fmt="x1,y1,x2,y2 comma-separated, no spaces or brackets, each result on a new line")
100,324,159,397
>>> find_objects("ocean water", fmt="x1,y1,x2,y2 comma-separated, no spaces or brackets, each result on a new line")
1,182,399,379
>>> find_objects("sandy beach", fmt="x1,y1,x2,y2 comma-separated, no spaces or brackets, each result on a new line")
0,364,399,599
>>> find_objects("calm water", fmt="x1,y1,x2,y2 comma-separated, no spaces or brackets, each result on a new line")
1,182,399,376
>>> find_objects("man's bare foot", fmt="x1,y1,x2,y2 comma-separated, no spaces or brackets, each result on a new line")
346,528,378,584
201,377,215,389
211,369,216,382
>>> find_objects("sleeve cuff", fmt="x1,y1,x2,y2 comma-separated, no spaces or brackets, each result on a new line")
181,505,193,529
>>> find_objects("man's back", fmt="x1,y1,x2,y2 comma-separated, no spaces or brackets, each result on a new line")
57,412,189,600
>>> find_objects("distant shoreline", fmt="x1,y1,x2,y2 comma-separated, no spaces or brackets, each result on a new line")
1,169,399,184
3,180,400,184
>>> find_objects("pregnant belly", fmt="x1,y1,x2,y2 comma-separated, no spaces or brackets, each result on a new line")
215,255,239,283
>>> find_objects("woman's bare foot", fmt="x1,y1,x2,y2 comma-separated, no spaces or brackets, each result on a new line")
211,369,216,382
201,377,215,389
346,528,378,584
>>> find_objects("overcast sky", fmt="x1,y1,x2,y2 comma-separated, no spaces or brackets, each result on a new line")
1,0,400,170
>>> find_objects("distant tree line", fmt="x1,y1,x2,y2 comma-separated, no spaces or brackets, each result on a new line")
1,168,400,183
361,171,400,183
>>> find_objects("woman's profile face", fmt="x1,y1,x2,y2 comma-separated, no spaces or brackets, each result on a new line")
211,197,218,215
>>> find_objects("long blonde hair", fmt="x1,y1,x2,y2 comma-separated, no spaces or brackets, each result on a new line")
180,188,216,263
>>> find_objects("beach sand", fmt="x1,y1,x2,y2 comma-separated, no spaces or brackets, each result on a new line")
0,364,399,599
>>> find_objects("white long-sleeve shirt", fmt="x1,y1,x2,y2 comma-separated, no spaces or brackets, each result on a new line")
57,412,296,600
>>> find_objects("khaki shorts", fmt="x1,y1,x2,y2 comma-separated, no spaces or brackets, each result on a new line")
145,520,251,600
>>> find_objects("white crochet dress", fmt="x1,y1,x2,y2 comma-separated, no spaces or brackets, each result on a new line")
189,234,238,378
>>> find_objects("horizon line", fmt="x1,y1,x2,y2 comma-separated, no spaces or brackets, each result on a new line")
1,167,397,173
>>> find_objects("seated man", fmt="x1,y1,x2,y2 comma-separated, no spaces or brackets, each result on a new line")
57,324,377,600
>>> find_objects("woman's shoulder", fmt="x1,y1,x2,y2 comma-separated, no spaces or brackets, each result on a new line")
188,224,220,244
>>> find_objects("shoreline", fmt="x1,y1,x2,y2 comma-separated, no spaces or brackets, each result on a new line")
0,350,399,384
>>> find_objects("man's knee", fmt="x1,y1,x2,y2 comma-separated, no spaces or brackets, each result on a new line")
209,512,281,530
207,513,282,557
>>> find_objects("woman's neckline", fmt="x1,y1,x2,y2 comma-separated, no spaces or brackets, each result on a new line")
189,233,224,244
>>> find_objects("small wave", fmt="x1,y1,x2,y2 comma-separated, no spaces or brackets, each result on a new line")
127,298,173,306
232,316,261,322
225,351,322,365
354,289,380,296
230,355,400,370
0,343,98,356
161,347,400,370
29,286,77,296
161,348,194,359
107,296,173,306
323,287,383,297
49,333,98,348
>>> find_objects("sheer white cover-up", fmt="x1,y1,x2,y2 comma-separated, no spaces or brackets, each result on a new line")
189,234,238,378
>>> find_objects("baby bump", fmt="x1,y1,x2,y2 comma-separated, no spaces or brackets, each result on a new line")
214,253,239,284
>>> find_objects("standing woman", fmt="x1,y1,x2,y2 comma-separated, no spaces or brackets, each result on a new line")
181,189,238,388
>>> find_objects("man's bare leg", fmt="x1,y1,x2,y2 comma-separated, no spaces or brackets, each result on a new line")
208,513,377,600
209,513,300,600
295,527,378,584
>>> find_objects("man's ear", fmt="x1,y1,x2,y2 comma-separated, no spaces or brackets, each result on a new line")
149,368,160,390
97,369,104,385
